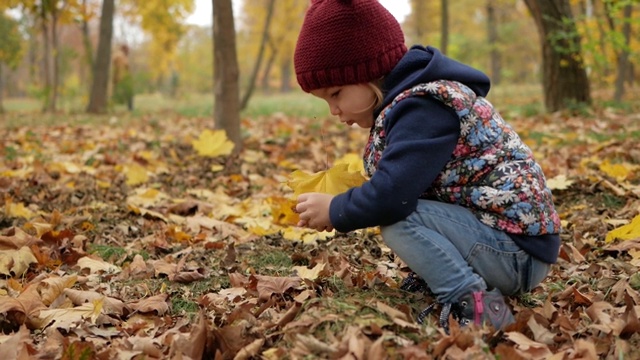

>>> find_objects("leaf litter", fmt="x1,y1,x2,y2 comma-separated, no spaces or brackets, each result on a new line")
0,108,639,359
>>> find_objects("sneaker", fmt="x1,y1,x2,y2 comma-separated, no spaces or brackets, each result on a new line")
454,288,515,331
415,289,514,333
400,271,430,293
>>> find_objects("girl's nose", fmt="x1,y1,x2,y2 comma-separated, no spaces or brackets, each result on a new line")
330,104,341,116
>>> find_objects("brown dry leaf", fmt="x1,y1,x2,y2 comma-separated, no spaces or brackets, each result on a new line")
1,282,47,327
527,315,555,345
63,288,127,316
172,270,205,283
128,254,153,279
375,300,410,322
212,322,254,356
504,332,553,359
38,275,78,306
0,227,41,250
291,334,337,357
36,299,104,330
254,275,301,301
234,338,265,360
585,301,614,325
76,256,121,274
0,247,37,277
151,258,177,277
335,326,370,360
129,293,170,315
573,339,599,360
0,325,35,359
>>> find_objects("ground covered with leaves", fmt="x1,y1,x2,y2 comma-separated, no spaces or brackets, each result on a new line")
1,106,640,359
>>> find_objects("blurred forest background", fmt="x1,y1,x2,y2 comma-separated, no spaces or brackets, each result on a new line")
0,0,637,122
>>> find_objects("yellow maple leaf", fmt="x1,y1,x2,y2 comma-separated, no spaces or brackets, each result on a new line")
334,153,365,174
4,200,35,219
287,163,367,196
599,160,638,182
605,214,640,243
192,129,234,157
546,174,574,190
292,263,326,281
125,163,149,186
267,196,299,226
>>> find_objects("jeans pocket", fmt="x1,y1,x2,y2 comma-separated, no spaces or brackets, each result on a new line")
466,243,529,296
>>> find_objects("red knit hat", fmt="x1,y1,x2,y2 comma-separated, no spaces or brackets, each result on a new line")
294,0,407,93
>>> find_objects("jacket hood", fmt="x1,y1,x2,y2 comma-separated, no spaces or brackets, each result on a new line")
380,46,491,110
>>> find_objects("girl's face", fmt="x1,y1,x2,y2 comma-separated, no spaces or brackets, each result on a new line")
311,84,376,128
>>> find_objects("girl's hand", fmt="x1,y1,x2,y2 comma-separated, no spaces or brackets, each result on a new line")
296,193,334,232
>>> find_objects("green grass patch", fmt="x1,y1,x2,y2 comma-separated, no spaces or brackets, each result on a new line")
1,90,329,126
88,244,128,262
245,249,293,276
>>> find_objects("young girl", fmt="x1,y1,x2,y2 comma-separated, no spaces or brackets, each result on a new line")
293,0,561,332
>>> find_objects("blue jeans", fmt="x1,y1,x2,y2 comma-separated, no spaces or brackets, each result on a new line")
381,200,550,304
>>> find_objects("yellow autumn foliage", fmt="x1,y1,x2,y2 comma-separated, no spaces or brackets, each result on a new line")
287,163,367,197
605,214,640,243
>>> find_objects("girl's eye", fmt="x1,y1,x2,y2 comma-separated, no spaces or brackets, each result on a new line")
330,90,341,98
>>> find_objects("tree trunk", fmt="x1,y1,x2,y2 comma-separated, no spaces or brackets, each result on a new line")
440,0,448,54
81,0,94,89
0,63,4,113
594,2,611,81
50,10,59,112
261,38,278,92
213,0,242,152
613,4,632,102
86,0,114,113
280,58,292,93
523,0,591,112
240,0,275,110
41,17,53,112
487,0,501,84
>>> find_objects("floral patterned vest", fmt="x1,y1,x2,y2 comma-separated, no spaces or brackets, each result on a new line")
363,80,561,235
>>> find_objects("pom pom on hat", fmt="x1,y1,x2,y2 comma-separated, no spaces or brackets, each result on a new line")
294,0,407,92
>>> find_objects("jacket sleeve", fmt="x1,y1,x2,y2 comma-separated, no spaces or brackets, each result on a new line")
329,96,461,232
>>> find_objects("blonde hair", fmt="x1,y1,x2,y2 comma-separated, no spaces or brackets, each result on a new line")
368,79,384,109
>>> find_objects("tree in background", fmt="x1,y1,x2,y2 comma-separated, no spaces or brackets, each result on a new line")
524,0,591,112
213,0,241,152
0,13,23,113
239,0,275,110
486,0,501,85
111,43,133,111
604,2,634,102
440,0,449,54
86,0,114,113
120,0,193,92
239,0,307,94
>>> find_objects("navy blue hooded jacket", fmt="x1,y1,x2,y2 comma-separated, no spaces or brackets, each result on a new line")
328,45,560,263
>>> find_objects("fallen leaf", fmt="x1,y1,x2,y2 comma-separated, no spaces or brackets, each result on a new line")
76,256,121,275
546,174,574,190
130,293,170,315
191,129,234,157
254,275,301,301
605,214,640,243
36,299,104,330
287,163,367,196
0,247,37,277
124,163,149,186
